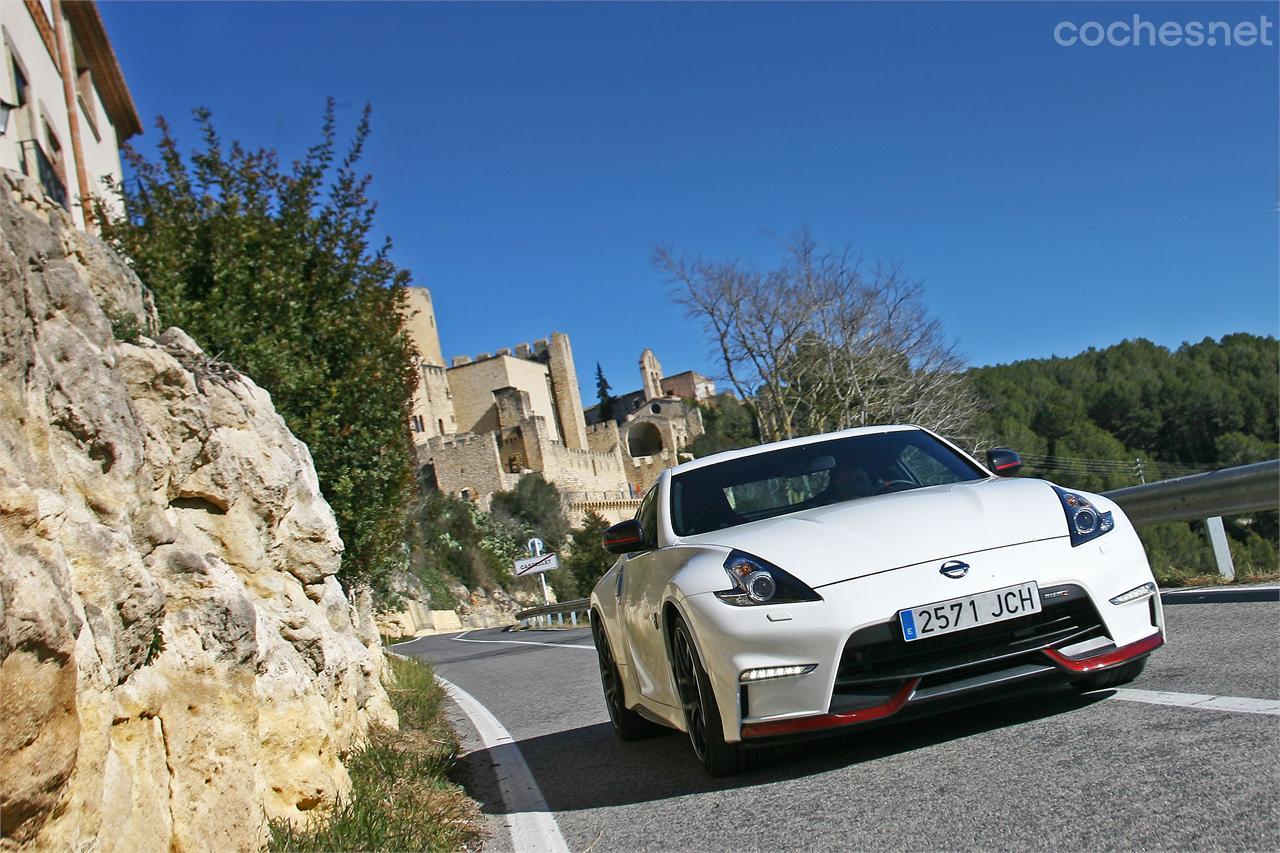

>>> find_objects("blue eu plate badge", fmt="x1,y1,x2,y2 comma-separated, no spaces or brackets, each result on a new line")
899,609,918,641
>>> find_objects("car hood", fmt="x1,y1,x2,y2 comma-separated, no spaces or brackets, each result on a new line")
676,477,1068,588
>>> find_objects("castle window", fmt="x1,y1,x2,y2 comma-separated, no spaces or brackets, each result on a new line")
438,418,445,434
411,415,424,432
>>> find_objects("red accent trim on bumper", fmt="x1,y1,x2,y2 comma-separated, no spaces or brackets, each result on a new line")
1042,631,1165,674
741,678,921,739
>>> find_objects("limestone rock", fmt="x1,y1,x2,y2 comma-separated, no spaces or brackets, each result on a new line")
0,169,395,851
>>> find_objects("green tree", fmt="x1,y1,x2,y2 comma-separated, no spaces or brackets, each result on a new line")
689,393,761,458
490,474,569,548
563,511,614,597
101,102,418,597
595,362,615,421
409,490,525,600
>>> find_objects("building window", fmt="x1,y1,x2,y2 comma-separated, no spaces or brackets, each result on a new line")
411,415,424,432
43,122,66,190
17,115,69,211
9,57,29,135
438,418,445,434
72,34,99,141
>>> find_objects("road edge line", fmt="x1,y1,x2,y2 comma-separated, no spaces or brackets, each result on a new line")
1110,687,1280,716
452,629,596,650
435,674,571,853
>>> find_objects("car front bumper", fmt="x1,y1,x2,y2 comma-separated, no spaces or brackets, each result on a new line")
677,530,1163,743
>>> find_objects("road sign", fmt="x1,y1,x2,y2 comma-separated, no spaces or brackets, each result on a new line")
527,537,545,557
514,552,559,576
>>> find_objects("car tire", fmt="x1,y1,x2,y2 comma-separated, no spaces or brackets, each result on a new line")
670,617,753,776
1070,656,1148,692
592,616,660,741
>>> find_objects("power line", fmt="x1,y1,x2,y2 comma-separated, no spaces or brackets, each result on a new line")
1016,452,1218,481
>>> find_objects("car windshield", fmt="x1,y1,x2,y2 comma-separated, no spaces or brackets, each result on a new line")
669,430,986,537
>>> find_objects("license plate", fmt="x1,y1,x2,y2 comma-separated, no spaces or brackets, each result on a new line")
899,582,1041,642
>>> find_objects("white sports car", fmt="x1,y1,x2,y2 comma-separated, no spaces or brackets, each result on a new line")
589,425,1164,774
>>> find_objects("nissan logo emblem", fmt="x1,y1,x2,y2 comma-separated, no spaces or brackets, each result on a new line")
940,560,970,579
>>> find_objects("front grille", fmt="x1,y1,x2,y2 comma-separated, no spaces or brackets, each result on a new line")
835,584,1107,688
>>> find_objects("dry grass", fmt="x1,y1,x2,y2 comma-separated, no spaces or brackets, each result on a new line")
268,655,484,852
1156,569,1280,588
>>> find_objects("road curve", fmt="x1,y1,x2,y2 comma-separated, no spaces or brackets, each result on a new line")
394,601,1279,851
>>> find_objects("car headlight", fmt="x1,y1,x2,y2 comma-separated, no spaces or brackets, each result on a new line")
1051,486,1114,547
715,550,822,606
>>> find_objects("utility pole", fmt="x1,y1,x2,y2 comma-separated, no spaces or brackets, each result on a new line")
1134,458,1146,484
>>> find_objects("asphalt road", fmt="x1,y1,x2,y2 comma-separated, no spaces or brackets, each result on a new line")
395,601,1279,852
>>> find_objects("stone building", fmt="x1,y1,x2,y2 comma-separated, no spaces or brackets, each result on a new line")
402,289,717,524
403,288,633,518
0,0,140,231
584,348,715,497
590,348,717,425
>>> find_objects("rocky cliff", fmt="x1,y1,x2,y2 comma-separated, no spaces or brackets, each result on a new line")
0,170,395,851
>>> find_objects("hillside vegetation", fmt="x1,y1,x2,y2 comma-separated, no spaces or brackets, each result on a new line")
971,334,1278,582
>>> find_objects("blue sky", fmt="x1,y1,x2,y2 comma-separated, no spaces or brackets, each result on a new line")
100,1,1278,397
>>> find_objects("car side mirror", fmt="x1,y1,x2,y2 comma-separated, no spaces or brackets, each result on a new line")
986,448,1022,477
603,519,646,554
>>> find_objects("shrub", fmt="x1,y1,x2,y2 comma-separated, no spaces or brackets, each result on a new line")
102,101,418,598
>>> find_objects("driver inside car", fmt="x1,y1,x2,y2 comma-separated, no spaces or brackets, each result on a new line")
829,463,875,502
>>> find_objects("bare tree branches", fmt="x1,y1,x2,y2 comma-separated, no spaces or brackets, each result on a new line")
655,230,984,445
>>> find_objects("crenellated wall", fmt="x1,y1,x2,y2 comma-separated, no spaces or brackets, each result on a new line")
420,432,520,507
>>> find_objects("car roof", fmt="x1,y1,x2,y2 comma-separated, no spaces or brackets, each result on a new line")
667,424,922,477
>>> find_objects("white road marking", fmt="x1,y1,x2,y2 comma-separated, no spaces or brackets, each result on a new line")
1110,688,1280,716
449,629,595,650
1162,584,1280,597
437,675,571,853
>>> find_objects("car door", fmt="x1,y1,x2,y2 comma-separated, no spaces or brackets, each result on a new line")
619,481,680,708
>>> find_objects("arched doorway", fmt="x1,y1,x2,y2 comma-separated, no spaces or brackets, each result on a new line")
627,422,664,457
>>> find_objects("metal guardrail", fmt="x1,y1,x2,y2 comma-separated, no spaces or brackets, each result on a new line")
514,598,591,629
513,461,1278,623
1101,459,1278,582
562,490,637,502
1101,460,1279,525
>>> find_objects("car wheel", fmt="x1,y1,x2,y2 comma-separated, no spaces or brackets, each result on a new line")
592,616,659,741
1070,656,1148,692
671,617,753,776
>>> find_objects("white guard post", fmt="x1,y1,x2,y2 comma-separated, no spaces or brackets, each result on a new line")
1204,516,1236,581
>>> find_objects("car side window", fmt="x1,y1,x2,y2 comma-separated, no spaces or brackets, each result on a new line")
899,445,958,486
637,485,659,548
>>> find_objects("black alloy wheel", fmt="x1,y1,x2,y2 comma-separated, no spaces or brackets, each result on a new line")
592,615,658,741
670,617,752,775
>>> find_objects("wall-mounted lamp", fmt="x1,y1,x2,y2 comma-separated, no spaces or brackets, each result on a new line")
0,98,15,136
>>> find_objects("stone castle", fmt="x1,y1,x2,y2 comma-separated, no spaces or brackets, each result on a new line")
403,288,715,523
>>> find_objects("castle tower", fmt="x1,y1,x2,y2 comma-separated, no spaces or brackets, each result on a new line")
547,331,589,451
403,287,445,367
403,287,456,442
640,348,664,401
